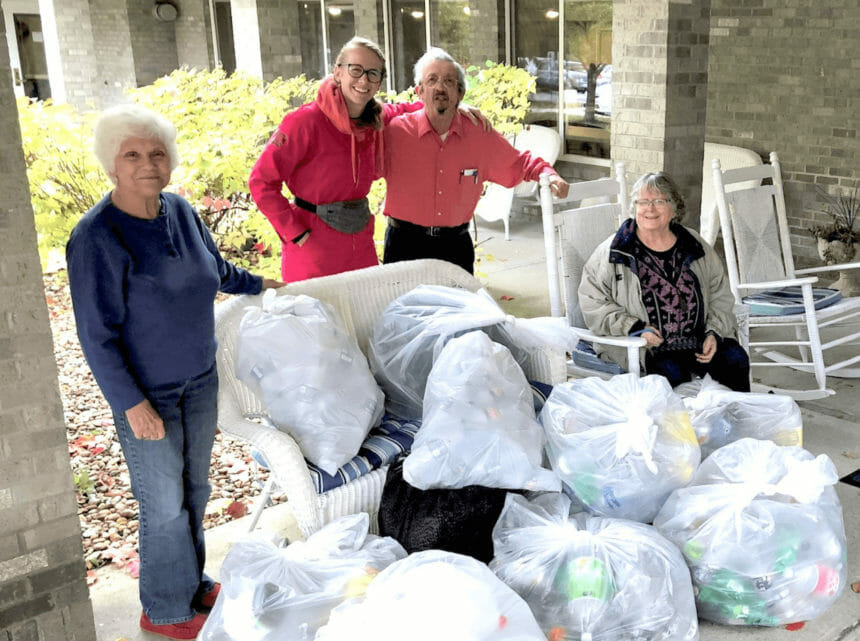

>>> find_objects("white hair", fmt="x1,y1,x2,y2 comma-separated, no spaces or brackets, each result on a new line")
93,104,179,180
413,47,467,92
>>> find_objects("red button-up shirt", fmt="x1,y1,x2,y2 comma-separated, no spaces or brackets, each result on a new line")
383,111,558,227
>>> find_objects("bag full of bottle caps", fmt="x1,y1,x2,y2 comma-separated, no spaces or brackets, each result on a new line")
674,375,802,458
653,438,846,626
538,373,700,523
490,493,699,641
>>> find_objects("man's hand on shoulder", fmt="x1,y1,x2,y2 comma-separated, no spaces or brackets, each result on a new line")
549,175,570,199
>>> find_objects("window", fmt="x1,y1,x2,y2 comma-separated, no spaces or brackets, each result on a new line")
515,0,612,157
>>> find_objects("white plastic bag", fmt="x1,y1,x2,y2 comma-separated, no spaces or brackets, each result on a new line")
236,291,384,474
403,331,560,491
199,513,406,641
539,373,700,522
368,285,571,419
653,438,847,626
675,375,802,458
314,549,547,641
490,493,699,641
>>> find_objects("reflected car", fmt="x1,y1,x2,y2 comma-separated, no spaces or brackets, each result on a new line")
534,57,588,92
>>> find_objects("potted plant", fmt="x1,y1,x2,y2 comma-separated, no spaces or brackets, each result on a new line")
809,184,859,295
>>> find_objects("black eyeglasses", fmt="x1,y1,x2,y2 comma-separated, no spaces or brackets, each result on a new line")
337,63,385,83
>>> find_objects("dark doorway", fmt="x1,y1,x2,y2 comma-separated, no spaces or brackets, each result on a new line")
14,13,51,101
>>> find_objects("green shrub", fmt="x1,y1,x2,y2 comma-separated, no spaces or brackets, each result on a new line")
20,64,534,274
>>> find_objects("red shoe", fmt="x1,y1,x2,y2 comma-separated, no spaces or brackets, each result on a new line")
197,582,221,609
139,611,207,640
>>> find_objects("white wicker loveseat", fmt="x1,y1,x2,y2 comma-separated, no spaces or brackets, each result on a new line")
214,259,568,539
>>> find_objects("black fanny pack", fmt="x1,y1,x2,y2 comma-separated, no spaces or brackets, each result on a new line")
295,196,371,234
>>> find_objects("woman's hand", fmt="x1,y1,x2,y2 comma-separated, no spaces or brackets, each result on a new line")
126,399,165,441
696,334,718,363
262,278,286,289
639,326,664,348
458,104,491,131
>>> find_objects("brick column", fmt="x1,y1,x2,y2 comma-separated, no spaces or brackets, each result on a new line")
89,0,137,108
231,0,301,82
0,6,97,640
37,0,99,108
175,0,215,71
611,0,710,227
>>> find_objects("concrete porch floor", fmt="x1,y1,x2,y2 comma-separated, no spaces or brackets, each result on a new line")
90,212,859,641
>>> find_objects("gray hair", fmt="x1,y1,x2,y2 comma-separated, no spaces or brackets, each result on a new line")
629,171,687,222
93,104,179,181
413,47,467,93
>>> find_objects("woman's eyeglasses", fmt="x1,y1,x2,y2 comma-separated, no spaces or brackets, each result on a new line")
338,63,385,83
634,198,672,208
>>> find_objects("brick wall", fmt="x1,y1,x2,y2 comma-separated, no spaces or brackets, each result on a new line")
88,0,137,108
175,0,215,71
611,0,711,225
256,0,302,81
706,0,859,266
0,8,96,641
127,1,179,86
43,0,99,109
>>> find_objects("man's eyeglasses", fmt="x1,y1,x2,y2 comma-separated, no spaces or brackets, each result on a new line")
338,63,385,83
634,198,672,208
422,75,459,89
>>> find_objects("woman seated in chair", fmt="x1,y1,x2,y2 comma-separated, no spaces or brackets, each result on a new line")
579,171,751,391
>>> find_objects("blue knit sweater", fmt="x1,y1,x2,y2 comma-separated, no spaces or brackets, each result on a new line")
66,192,262,412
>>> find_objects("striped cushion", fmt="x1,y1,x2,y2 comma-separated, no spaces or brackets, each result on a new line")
742,286,842,316
254,382,555,495
307,415,421,493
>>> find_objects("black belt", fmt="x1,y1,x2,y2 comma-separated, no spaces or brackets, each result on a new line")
388,217,470,238
294,196,318,213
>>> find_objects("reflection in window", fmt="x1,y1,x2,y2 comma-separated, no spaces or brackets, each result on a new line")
429,0,504,71
326,4,356,67
515,0,611,157
514,0,560,131
563,0,612,157
299,1,325,78
390,0,426,91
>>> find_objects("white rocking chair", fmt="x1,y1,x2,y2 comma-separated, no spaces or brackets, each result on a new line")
712,152,860,400
539,167,647,378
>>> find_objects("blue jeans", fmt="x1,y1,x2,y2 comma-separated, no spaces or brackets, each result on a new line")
113,363,218,624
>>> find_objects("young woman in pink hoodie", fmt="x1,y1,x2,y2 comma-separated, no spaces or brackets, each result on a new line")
249,37,417,282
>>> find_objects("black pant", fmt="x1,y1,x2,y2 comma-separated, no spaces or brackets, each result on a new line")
644,337,751,392
383,220,475,275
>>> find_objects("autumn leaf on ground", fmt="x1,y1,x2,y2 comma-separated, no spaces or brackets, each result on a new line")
226,500,247,519
842,450,859,459
851,580,860,593
500,295,515,301
86,570,98,586
125,557,140,579
784,622,805,631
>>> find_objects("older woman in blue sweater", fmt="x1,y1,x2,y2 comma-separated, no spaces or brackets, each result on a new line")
66,105,282,640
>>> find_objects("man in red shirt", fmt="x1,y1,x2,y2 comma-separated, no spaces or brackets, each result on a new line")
382,47,570,274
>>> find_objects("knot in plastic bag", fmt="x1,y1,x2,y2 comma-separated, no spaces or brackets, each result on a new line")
612,409,659,475
728,454,837,511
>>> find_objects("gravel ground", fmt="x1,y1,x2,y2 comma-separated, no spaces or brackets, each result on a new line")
44,272,278,573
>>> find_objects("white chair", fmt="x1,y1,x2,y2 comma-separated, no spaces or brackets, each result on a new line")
473,124,563,241
214,259,568,538
539,167,647,378
713,152,860,400
700,143,763,246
